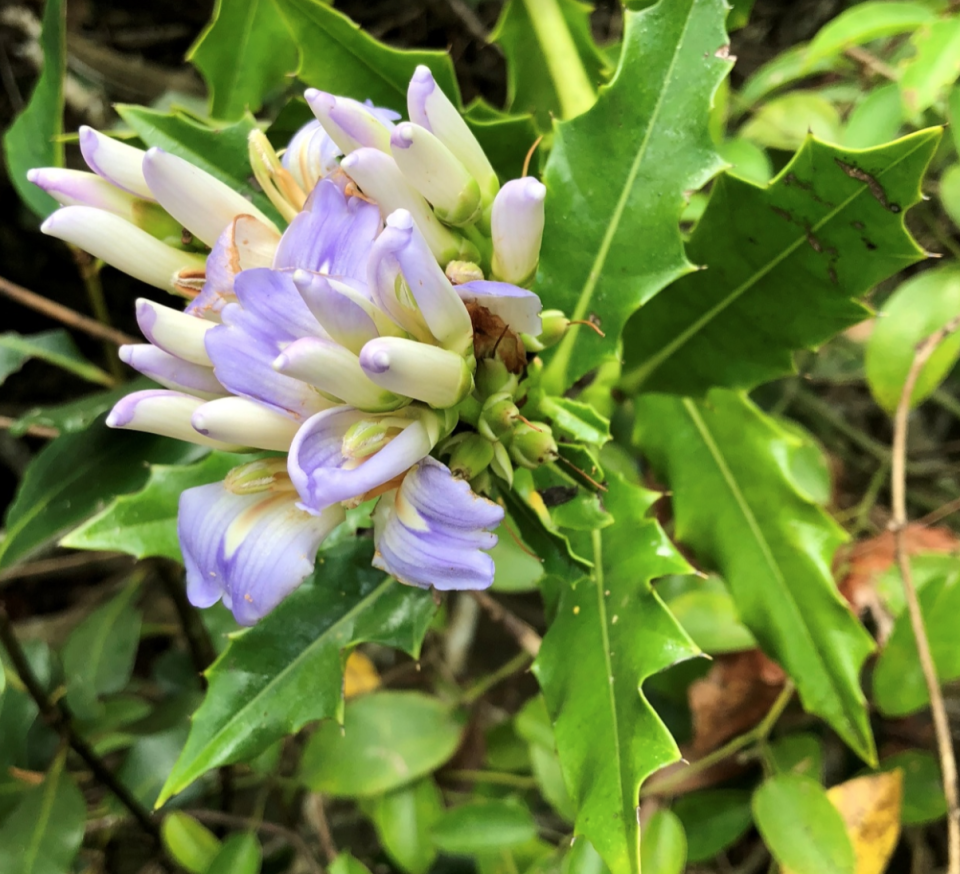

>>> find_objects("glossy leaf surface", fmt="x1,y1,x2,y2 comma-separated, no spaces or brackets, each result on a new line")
64,451,256,561
635,391,876,761
492,0,611,129
534,475,699,874
158,541,436,804
2,0,64,218
753,774,855,874
300,691,464,796
0,755,85,874
0,416,205,571
274,0,460,112
538,0,731,392
0,330,112,387
190,0,297,119
620,131,938,396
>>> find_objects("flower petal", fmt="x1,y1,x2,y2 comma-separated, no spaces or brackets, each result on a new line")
289,407,436,512
455,280,543,337
119,344,225,399
372,457,503,590
179,482,344,625
106,389,242,449
273,179,382,279
205,268,333,420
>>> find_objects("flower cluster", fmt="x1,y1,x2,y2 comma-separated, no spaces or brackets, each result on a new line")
32,67,562,626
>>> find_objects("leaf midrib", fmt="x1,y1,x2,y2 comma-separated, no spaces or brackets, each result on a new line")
624,135,933,392
165,578,394,796
680,399,851,733
548,0,700,385
218,0,263,117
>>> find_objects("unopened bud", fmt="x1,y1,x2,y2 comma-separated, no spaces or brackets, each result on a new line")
248,129,307,223
509,421,558,469
478,392,519,441
306,90,393,155
142,147,278,246
224,458,292,495
359,336,474,409
529,309,569,351
79,126,154,200
192,397,300,452
406,66,499,203
41,207,206,296
390,123,482,226
340,149,471,264
449,433,495,480
445,260,484,285
491,177,546,287
490,439,514,488
476,358,518,398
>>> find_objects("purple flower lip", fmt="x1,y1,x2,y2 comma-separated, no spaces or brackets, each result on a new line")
364,348,391,374
390,125,415,150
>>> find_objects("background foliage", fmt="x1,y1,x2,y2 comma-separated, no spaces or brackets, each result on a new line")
3,0,960,872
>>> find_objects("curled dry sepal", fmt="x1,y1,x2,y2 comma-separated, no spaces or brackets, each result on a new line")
31,67,573,626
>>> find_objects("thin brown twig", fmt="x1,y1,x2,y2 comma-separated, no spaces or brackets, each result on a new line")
890,313,960,874
470,590,542,656
306,793,338,865
844,46,899,81
917,495,960,529
0,603,160,839
0,274,137,347
0,415,60,440
0,550,128,582
184,809,324,874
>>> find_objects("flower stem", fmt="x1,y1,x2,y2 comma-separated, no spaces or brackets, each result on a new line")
521,0,596,120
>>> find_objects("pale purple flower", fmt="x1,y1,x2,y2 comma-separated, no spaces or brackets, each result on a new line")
179,475,345,626
490,178,546,286
373,457,504,590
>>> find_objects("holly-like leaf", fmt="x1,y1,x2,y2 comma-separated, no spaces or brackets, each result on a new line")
0,329,113,387
538,0,732,393
533,475,699,874
189,0,298,120
273,0,460,113
157,540,436,805
2,0,64,218
63,451,257,561
116,106,280,222
491,0,612,130
619,131,939,397
634,390,876,762
0,415,206,571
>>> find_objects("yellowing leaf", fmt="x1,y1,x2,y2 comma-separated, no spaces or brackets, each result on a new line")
826,771,903,874
344,651,380,699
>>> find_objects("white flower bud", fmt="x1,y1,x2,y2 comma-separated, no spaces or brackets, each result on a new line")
359,337,474,409
305,90,393,155
191,397,300,451
79,127,154,200
491,177,546,287
136,298,216,366
41,207,206,295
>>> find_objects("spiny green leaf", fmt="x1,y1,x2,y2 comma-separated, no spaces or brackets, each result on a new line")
157,540,435,805
189,0,298,120
2,0,64,218
620,130,939,397
63,451,257,561
274,0,460,113
538,0,731,393
0,329,112,387
115,106,280,222
0,753,85,874
534,475,698,874
491,0,612,130
634,390,876,762
0,415,206,572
